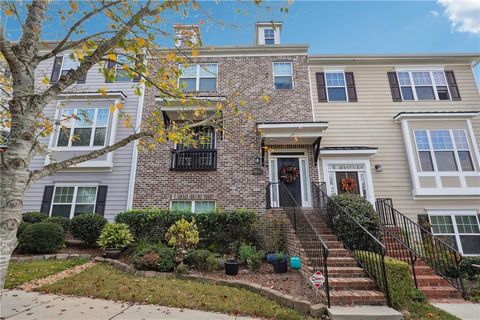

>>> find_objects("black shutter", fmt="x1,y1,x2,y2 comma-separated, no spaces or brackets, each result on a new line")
445,71,461,101
50,56,63,84
95,186,108,216
387,72,402,102
77,71,87,84
40,186,55,215
316,72,327,102
345,72,357,102
105,60,116,83
132,54,144,82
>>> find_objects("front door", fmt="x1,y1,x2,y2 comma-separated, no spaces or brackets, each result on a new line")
277,158,302,206
335,171,360,195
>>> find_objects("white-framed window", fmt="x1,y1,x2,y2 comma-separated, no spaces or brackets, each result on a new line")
56,107,110,148
273,62,293,89
264,28,275,45
60,56,80,77
414,129,475,172
170,200,216,213
114,55,133,82
50,186,97,218
326,72,347,101
429,211,480,255
179,63,218,92
397,70,450,101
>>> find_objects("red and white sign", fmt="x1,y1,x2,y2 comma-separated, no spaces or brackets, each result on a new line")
309,271,325,288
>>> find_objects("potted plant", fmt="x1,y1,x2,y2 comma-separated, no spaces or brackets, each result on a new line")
224,241,240,276
97,223,134,259
271,251,288,273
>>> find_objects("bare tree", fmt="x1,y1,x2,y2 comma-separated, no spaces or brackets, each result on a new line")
0,0,281,289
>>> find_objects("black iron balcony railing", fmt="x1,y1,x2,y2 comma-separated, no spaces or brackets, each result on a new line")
376,198,465,297
170,149,217,171
312,182,391,307
266,182,331,308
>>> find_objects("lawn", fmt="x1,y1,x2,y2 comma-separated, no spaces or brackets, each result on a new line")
5,259,87,289
404,302,460,320
38,263,307,320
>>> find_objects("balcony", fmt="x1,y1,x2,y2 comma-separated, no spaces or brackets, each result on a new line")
170,149,217,171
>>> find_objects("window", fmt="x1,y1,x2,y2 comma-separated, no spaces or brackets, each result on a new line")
51,186,97,218
60,56,80,77
264,28,275,45
397,71,450,101
177,127,215,150
325,72,347,101
273,62,293,89
56,108,109,148
429,212,480,255
171,200,215,213
179,64,218,92
414,129,475,172
114,55,132,82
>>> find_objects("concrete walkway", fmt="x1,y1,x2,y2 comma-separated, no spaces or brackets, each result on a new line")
0,290,257,320
433,302,480,320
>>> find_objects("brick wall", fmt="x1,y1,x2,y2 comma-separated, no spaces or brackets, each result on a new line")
133,54,315,211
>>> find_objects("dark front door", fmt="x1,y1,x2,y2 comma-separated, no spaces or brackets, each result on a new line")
335,171,360,195
277,158,302,206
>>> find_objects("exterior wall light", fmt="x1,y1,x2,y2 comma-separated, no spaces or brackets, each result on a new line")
375,164,383,173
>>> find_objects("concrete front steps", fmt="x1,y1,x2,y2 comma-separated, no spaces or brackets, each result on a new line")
382,227,463,300
327,306,402,320
298,211,387,306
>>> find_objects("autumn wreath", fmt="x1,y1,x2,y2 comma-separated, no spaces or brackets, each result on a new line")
341,178,357,192
279,165,300,184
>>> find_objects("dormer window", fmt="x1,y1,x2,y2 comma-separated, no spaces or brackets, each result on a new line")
264,29,275,45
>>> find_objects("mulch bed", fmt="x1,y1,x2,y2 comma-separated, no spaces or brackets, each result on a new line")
190,262,322,303
13,240,103,257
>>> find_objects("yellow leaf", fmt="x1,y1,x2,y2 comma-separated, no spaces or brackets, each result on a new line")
70,1,78,12
98,87,108,96
75,50,84,60
109,105,116,113
191,50,199,57
116,102,123,110
135,37,146,47
107,53,116,61
166,52,176,62
42,77,50,85
5,9,12,16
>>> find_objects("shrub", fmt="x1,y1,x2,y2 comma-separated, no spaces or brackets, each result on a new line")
132,243,176,272
16,222,31,238
184,249,218,272
356,250,414,309
460,257,480,280
329,194,380,248
97,223,134,249
70,213,107,246
165,218,199,266
22,211,48,224
115,209,259,253
45,216,70,232
239,243,264,271
18,222,64,254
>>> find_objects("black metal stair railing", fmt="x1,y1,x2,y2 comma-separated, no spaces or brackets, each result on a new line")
376,198,465,297
266,182,331,308
311,182,392,307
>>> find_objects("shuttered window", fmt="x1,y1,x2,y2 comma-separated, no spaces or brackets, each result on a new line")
317,71,357,102
50,186,97,218
50,55,87,84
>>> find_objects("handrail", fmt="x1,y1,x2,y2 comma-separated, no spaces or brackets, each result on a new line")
266,182,331,308
170,149,217,171
376,198,465,297
312,182,391,307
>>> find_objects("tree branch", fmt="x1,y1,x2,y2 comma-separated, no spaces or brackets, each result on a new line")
30,131,151,182
16,0,48,60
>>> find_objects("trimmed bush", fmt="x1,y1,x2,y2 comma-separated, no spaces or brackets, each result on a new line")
70,213,107,246
16,222,31,238
115,209,259,254
132,243,176,272
97,223,134,249
460,257,480,280
45,216,70,232
239,243,264,271
22,211,48,224
18,222,64,254
356,250,414,309
184,249,218,272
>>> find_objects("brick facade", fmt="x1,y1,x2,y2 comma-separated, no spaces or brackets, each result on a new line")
133,53,318,211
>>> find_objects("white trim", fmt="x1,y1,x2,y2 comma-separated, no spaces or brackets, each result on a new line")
307,66,316,122
322,159,375,204
169,200,216,213
394,112,479,122
49,185,98,219
466,119,480,169
57,92,127,101
257,122,328,129
395,65,445,71
325,71,348,102
319,149,378,156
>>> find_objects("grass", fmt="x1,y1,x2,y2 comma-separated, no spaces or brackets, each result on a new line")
5,259,87,289
38,263,307,320
404,302,460,320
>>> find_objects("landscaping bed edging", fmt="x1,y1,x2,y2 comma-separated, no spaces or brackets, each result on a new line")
95,257,327,317
10,253,94,262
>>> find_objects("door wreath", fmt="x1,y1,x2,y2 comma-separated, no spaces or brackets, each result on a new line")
341,178,357,192
279,165,300,184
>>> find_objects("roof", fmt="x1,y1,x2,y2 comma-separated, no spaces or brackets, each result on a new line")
308,53,480,65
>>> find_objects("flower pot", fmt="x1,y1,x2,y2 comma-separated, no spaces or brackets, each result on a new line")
224,259,240,276
272,259,288,273
266,252,276,264
104,248,123,259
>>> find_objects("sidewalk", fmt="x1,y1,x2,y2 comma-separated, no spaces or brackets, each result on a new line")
1,290,257,320
433,302,480,320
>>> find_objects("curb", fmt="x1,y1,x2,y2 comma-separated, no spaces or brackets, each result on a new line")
11,253,94,262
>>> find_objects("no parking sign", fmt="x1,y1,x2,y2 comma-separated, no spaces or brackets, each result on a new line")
309,271,325,288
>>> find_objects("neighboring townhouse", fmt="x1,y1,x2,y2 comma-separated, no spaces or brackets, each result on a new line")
22,44,145,221
133,22,324,212
308,55,480,255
